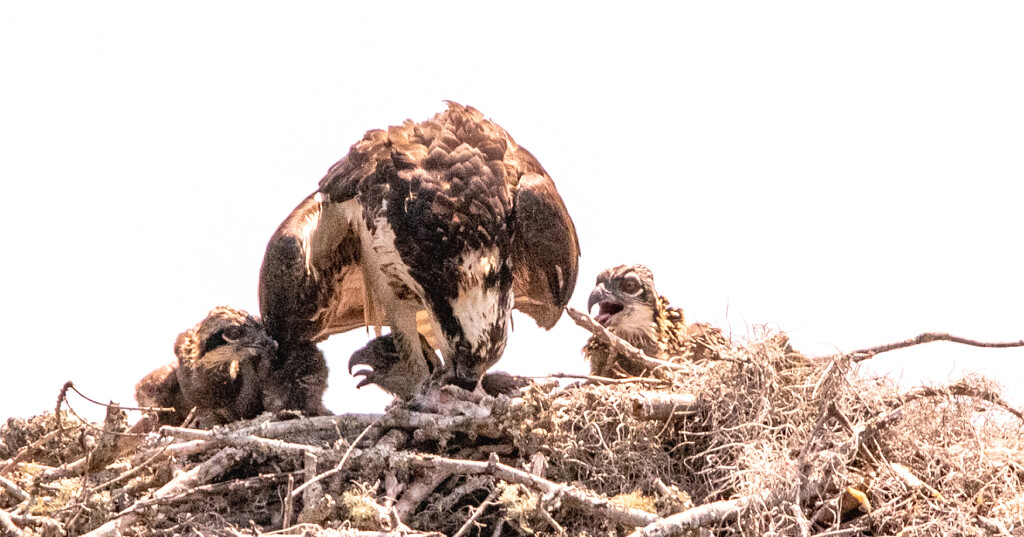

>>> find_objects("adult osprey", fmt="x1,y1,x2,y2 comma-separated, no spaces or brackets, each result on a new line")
584,264,723,378
259,103,579,399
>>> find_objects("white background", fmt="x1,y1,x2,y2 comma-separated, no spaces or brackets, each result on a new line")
2,2,1022,423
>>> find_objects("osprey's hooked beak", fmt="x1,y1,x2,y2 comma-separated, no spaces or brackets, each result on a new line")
588,284,624,326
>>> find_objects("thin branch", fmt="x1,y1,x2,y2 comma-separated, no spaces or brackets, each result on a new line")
0,508,24,537
6,513,64,535
628,393,698,421
529,373,669,387
88,441,175,494
396,470,454,521
565,307,689,373
0,428,68,477
626,491,769,537
902,379,1024,421
81,447,246,537
407,452,660,528
789,502,810,537
125,471,302,513
291,414,385,500
0,476,29,503
65,382,174,413
452,488,500,537
848,332,1024,362
159,425,328,457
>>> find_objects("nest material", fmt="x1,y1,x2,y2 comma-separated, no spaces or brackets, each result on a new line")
2,318,1023,537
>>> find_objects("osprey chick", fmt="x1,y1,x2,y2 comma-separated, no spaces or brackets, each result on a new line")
136,306,327,426
260,102,580,399
584,264,722,378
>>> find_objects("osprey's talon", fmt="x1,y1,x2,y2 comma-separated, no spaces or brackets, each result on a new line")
348,335,402,374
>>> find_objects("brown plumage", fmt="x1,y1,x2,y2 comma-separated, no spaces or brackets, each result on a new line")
259,102,580,399
583,264,723,378
135,306,328,427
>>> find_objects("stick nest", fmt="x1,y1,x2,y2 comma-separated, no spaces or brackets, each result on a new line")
2,324,1023,537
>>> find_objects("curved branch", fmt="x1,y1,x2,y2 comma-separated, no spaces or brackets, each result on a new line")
849,332,1024,362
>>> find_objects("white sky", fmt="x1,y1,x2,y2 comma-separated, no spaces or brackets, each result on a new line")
1,2,1022,424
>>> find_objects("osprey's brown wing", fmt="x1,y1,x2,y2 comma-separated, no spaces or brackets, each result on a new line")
511,171,580,329
260,129,438,349
259,190,379,346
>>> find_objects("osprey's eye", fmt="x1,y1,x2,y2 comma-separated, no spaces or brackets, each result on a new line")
619,277,642,295
222,326,246,342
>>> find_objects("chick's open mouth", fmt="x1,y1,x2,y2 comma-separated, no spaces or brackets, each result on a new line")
594,302,624,326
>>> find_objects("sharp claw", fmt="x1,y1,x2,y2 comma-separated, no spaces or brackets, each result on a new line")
348,351,371,374
355,375,375,389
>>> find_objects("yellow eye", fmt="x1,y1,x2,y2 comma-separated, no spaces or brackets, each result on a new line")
619,277,641,295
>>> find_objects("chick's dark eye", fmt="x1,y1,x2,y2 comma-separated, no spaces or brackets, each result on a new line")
222,326,245,342
619,277,641,295
202,333,228,354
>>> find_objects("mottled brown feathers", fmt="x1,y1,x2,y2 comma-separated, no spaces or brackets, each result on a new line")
260,102,579,398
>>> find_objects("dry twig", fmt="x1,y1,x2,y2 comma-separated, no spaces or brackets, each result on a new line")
0,476,28,503
291,414,385,500
532,373,669,387
903,379,1024,420
159,425,329,457
0,508,24,537
848,332,1024,362
626,491,769,537
452,488,500,537
565,307,689,374
0,428,67,477
82,447,246,537
407,452,660,528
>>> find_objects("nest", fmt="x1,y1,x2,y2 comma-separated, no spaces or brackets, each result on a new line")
2,312,1023,537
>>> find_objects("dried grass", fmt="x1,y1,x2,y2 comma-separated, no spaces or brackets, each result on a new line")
2,324,1022,536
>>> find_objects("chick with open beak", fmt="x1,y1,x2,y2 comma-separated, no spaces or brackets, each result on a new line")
583,264,688,378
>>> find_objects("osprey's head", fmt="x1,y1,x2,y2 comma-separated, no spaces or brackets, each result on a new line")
587,264,660,340
176,306,278,371
442,273,514,393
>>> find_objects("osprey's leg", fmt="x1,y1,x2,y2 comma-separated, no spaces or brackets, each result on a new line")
261,341,330,417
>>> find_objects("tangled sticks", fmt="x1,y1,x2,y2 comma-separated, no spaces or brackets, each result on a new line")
2,312,1023,536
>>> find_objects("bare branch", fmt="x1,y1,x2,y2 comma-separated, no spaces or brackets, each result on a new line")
6,513,64,535
0,508,24,537
628,393,698,421
160,425,329,457
291,414,385,500
0,428,67,477
902,379,1024,421
565,307,689,373
82,447,246,537
530,373,669,387
0,476,28,503
626,491,769,537
848,332,1024,362
452,488,500,537
407,452,660,528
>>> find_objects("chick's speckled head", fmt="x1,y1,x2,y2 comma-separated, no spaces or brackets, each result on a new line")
175,306,278,370
587,264,660,338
